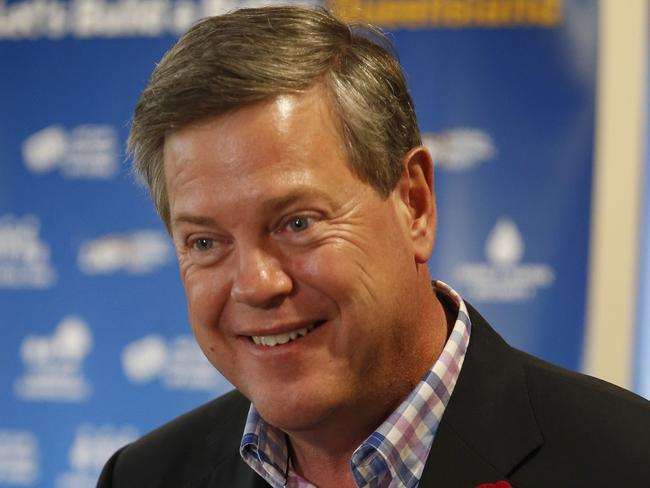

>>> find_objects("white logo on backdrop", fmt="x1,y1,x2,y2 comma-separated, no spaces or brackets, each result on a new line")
0,430,39,486
22,125,119,179
0,214,57,289
422,128,497,171
122,335,231,392
78,230,173,275
0,0,316,40
453,218,555,302
55,424,138,488
14,316,93,402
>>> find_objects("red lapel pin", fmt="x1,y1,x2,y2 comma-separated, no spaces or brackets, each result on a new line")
476,481,512,488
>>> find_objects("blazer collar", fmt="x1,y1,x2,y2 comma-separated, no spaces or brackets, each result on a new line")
420,303,543,486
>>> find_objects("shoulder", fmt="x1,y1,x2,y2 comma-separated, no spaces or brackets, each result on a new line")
518,350,650,463
457,303,650,485
97,389,252,488
508,351,650,485
466,302,650,427
519,348,650,416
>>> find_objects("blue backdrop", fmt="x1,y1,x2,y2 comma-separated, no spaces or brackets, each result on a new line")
0,0,597,486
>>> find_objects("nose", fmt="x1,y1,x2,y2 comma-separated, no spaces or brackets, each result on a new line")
230,245,293,308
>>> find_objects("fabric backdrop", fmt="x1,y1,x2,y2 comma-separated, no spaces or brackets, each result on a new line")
0,0,598,486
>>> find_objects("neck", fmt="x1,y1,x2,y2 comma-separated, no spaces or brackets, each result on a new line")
288,433,357,488
284,386,403,478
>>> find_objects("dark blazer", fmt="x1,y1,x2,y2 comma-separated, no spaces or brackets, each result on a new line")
97,305,650,487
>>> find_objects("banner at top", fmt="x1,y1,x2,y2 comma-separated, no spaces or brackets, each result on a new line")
331,0,561,28
0,0,563,40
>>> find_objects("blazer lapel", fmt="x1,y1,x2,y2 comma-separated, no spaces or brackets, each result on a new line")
420,304,543,487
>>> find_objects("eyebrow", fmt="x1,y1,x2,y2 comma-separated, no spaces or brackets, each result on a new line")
171,187,339,228
172,214,218,227
264,187,339,213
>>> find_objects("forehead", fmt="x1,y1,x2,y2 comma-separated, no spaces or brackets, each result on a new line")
165,89,342,171
162,88,360,220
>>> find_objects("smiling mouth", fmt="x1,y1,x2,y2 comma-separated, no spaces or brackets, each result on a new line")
251,320,325,347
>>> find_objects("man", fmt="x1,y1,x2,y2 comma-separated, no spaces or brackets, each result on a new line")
98,6,650,488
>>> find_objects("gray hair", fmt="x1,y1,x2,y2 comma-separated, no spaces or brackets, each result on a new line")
128,6,422,229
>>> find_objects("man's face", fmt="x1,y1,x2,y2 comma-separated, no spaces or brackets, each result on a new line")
164,87,431,433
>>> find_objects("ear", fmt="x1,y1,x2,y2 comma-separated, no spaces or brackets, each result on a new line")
395,146,437,263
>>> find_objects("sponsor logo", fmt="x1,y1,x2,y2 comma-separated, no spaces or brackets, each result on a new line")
22,125,119,179
0,430,39,486
0,214,57,289
122,334,231,392
422,128,497,171
453,218,555,302
14,316,93,402
55,424,138,488
0,0,316,40
77,230,173,275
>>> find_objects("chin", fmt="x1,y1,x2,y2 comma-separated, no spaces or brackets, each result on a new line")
248,384,342,432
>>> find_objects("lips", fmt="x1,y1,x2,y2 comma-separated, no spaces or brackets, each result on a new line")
250,320,325,347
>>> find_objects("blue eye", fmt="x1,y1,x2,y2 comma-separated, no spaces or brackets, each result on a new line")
193,238,214,251
286,216,312,232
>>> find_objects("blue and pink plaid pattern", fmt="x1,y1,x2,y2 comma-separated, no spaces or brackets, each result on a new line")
240,281,472,487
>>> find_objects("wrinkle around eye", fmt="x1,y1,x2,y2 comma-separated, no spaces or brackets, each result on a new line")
275,196,367,240
288,221,372,256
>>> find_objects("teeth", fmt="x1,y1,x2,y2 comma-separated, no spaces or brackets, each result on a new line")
252,322,317,347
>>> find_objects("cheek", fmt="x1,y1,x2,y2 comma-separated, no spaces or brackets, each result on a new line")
289,242,352,289
183,270,240,381
183,268,229,337
288,242,374,317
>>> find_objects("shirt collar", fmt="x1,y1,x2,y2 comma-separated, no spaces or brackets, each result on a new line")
240,280,471,488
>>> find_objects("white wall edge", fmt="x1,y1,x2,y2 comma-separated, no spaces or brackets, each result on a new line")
583,0,647,388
